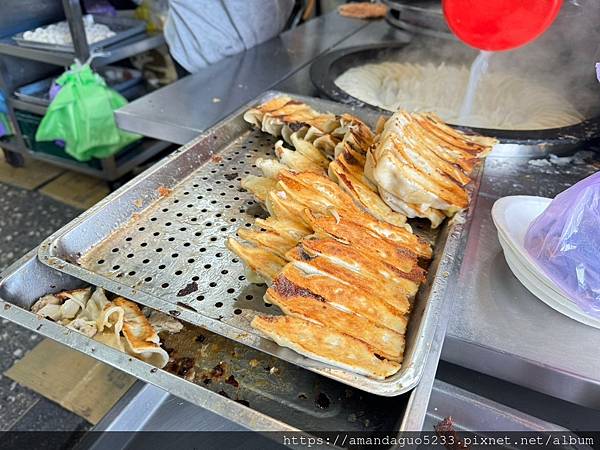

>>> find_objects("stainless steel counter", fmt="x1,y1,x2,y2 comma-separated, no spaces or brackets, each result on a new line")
443,154,600,408
115,13,368,144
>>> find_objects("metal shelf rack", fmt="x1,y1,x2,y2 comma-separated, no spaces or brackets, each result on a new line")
0,0,167,181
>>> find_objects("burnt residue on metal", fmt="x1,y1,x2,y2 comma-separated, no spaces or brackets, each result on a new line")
176,301,198,312
224,172,238,181
176,282,198,297
225,375,239,388
211,362,226,378
218,390,230,399
315,392,331,409
165,356,195,378
168,310,181,317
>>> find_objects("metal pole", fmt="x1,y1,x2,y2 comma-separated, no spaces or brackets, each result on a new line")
0,58,26,167
63,0,90,62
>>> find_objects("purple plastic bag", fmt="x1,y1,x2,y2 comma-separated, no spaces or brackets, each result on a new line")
525,172,600,317
48,81,65,147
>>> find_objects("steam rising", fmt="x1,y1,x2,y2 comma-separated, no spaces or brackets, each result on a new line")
335,0,600,128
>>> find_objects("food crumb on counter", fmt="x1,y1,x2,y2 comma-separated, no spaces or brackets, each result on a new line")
435,417,470,449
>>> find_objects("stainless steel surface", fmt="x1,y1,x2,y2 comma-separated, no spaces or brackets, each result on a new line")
0,252,437,441
399,191,476,429
0,38,73,66
274,21,413,98
14,78,53,107
115,12,368,144
12,15,146,55
0,32,164,68
38,91,479,396
424,381,579,436
90,378,579,443
384,0,453,38
10,96,47,115
443,153,600,409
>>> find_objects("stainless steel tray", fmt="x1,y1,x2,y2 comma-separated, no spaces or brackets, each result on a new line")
13,15,146,53
0,251,431,438
38,90,481,396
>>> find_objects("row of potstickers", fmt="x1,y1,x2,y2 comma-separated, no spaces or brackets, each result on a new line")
227,96,496,379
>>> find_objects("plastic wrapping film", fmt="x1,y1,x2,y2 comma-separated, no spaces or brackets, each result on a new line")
525,172,600,316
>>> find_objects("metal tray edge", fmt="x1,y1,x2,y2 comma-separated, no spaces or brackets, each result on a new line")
12,15,146,54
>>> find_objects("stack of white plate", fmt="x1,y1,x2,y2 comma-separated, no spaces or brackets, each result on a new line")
492,195,600,329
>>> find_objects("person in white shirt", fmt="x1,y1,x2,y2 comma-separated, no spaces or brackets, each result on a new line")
165,0,296,73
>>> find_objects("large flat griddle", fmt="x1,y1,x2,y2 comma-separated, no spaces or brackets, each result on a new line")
310,42,600,149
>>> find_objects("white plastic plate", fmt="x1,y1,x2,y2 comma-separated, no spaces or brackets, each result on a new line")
492,195,600,329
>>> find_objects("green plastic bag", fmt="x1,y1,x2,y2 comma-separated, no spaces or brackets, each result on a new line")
35,64,140,162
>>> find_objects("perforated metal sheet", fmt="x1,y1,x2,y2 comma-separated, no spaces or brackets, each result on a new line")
39,91,479,396
79,129,275,328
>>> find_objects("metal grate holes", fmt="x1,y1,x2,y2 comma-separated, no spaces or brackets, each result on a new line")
80,129,277,322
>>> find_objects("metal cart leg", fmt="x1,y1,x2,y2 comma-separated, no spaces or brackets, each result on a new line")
2,148,25,167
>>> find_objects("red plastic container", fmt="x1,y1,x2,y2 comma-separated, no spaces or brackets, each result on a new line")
443,0,563,51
